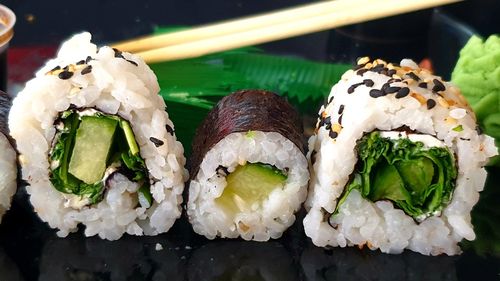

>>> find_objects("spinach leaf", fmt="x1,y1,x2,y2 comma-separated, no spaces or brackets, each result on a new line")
334,132,457,220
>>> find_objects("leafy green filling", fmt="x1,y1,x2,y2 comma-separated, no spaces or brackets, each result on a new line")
49,110,151,207
334,132,457,220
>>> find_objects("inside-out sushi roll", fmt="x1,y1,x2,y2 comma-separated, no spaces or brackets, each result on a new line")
187,90,309,241
304,58,498,255
0,90,17,222
9,33,187,240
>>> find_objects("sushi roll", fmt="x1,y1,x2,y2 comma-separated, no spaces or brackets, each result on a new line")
8,33,187,240
187,90,309,241
0,90,16,222
304,58,498,255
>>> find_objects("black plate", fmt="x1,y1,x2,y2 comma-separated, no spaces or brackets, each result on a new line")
1,3,499,281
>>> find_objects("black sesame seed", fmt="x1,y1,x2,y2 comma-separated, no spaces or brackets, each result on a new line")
363,79,374,87
329,130,338,139
356,68,369,76
460,138,471,141
432,79,446,92
406,72,421,81
371,64,385,73
426,99,436,110
418,82,428,89
348,82,363,94
324,116,331,125
85,56,93,63
165,124,175,135
149,137,164,147
338,105,345,115
338,115,343,125
395,87,410,99
328,95,334,104
50,65,61,72
384,86,401,94
113,48,124,58
387,69,397,76
81,65,92,75
76,60,85,65
216,165,229,176
63,65,69,71
58,71,73,80
369,89,385,98
126,59,138,66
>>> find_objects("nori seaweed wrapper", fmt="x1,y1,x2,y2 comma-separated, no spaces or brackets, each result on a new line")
190,89,304,179
0,90,11,138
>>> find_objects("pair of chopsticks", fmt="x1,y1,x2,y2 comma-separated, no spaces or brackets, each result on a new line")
112,0,461,64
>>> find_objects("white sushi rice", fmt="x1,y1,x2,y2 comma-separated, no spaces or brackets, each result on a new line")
188,131,309,241
8,32,188,240
304,58,498,255
0,133,16,222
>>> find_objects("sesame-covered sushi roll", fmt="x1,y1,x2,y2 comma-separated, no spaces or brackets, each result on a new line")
187,90,309,241
0,90,17,222
304,58,498,255
9,33,187,240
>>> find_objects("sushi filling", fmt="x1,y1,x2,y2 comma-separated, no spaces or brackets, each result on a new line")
215,163,288,214
49,108,151,209
334,131,457,221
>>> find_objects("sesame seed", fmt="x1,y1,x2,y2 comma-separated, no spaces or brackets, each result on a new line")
149,137,164,147
216,165,229,176
426,99,436,110
338,105,345,115
369,89,385,98
406,72,421,81
356,69,369,76
76,60,85,65
387,69,397,76
338,115,343,125
395,87,410,99
348,82,363,94
113,48,123,58
363,79,374,87
384,86,401,94
328,96,334,104
81,65,92,75
58,71,73,80
85,56,93,63
50,65,61,72
329,130,338,139
126,59,138,66
165,124,175,135
63,65,69,71
418,82,428,88
432,79,446,92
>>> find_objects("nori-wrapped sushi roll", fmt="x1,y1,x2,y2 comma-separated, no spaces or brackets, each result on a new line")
0,90,16,222
187,90,309,241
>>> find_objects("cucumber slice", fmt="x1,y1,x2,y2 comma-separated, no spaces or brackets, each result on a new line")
68,116,118,184
215,163,287,213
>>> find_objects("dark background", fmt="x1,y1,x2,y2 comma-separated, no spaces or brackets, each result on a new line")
0,1,499,280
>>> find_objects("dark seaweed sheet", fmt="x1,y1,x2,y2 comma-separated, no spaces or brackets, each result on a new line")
0,90,11,138
189,89,305,179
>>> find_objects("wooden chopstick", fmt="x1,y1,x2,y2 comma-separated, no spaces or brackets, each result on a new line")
115,0,461,63
112,0,370,53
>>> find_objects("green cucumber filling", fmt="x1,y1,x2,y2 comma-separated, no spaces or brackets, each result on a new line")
215,163,287,213
49,109,152,207
334,131,457,221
